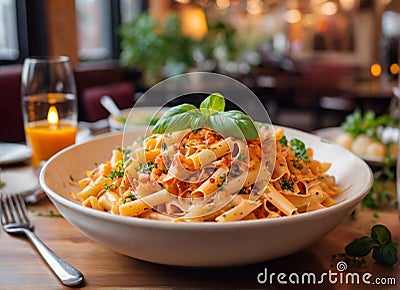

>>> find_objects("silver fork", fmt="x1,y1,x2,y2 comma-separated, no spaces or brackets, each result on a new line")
0,194,84,286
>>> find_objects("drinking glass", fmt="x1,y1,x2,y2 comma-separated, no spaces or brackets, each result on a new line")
21,56,78,167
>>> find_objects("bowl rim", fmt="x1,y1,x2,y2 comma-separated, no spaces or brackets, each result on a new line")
40,126,374,230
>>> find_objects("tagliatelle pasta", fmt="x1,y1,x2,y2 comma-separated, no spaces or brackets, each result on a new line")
71,125,344,222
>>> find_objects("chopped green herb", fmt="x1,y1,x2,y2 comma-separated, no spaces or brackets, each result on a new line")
118,116,127,124
31,209,63,218
139,162,157,173
109,168,124,179
105,183,118,191
126,192,136,201
238,187,248,194
161,141,168,151
281,178,295,191
331,253,367,269
290,159,303,170
108,159,125,180
117,147,131,163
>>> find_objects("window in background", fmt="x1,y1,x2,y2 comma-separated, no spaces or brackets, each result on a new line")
0,0,19,60
76,0,112,60
120,0,143,24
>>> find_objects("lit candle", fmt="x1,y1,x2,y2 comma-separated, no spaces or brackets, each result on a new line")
25,105,77,167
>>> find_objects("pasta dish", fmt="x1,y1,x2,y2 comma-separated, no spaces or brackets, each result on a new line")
71,94,343,222
72,126,343,222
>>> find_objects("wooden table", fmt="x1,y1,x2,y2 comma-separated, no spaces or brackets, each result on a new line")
0,189,399,288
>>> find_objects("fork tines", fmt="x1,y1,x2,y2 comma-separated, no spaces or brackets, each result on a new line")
0,194,30,227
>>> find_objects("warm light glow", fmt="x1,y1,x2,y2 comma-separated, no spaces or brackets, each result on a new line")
390,63,399,75
321,1,337,15
339,0,357,11
181,7,208,40
175,0,191,3
370,63,382,77
284,9,301,24
47,106,59,125
311,0,327,4
247,0,263,15
216,0,230,9
302,14,316,27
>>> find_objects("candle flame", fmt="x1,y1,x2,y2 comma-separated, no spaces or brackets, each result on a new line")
47,106,59,125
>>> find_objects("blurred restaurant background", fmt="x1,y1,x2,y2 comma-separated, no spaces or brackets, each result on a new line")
0,0,399,142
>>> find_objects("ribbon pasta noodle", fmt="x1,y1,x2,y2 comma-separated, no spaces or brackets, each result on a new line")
72,126,344,222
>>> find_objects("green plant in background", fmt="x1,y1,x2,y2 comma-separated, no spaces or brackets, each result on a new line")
119,12,248,86
341,109,397,140
340,109,398,210
197,21,240,63
119,13,195,86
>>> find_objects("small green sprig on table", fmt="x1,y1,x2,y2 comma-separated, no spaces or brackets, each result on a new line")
334,224,398,268
345,224,398,267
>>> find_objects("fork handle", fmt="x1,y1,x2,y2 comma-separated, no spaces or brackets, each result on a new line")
22,228,84,286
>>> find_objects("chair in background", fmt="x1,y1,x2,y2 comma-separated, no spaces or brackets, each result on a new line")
0,65,25,142
79,81,136,122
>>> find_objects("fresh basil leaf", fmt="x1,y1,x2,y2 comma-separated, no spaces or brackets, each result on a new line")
161,111,200,133
152,104,197,134
289,138,309,161
190,113,206,130
207,110,258,140
200,93,225,112
372,245,398,267
371,224,392,246
207,112,241,138
345,236,378,257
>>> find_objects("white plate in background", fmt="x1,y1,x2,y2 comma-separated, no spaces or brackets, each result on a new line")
0,165,39,195
313,127,384,167
0,143,32,165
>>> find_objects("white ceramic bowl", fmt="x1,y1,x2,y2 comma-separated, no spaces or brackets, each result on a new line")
40,127,373,267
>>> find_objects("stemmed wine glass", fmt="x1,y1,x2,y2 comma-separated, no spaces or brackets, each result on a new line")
21,56,78,167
